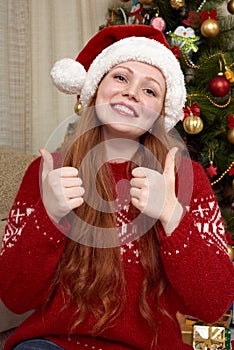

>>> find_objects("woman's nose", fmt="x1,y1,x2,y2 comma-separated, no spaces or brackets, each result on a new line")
121,82,140,101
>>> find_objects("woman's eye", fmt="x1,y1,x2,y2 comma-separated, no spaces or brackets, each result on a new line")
114,74,126,82
144,88,156,97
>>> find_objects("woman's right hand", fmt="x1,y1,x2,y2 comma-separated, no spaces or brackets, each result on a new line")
40,148,85,223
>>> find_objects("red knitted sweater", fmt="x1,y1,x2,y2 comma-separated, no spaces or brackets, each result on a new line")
0,156,234,350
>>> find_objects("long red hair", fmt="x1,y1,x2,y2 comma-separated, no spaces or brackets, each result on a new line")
50,95,182,343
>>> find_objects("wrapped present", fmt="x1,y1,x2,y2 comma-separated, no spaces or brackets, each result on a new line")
215,310,232,328
230,302,234,325
177,312,193,346
193,324,231,350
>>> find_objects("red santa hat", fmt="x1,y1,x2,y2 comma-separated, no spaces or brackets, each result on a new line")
50,24,186,131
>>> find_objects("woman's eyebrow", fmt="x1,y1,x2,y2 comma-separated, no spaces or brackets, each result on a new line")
146,76,164,90
111,65,133,72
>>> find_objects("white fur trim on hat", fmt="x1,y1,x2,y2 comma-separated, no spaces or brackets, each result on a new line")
50,58,87,95
80,37,186,131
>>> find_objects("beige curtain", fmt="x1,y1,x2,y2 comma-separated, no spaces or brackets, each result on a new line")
0,0,31,151
0,0,118,154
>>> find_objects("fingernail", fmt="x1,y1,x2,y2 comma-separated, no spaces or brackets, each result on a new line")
169,147,178,158
80,187,85,196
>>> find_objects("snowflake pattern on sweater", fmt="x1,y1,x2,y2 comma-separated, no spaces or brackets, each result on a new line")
2,190,227,259
1,203,35,255
0,156,234,350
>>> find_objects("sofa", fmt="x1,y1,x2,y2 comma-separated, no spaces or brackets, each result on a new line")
0,146,37,349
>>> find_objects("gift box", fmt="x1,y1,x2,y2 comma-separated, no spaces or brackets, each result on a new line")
177,313,193,346
230,302,234,325
192,324,231,350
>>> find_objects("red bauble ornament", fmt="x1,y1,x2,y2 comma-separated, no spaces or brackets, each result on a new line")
229,163,234,176
227,115,234,129
209,73,231,97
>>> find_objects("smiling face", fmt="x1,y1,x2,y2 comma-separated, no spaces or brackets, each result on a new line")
95,61,166,141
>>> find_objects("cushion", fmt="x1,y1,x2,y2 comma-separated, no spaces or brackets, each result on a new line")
0,146,37,333
0,146,37,240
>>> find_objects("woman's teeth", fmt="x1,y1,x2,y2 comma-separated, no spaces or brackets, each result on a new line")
112,104,138,117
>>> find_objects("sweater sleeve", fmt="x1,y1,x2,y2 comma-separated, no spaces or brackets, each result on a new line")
0,156,68,314
159,159,234,323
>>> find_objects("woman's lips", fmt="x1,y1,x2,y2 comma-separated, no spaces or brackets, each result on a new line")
111,103,139,118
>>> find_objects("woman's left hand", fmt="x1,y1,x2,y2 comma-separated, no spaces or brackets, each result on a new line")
130,147,183,234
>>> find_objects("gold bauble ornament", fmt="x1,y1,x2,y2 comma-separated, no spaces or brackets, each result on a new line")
227,0,234,14
227,245,234,261
170,0,185,10
139,0,153,4
201,19,220,38
183,115,204,134
74,100,82,115
227,127,234,144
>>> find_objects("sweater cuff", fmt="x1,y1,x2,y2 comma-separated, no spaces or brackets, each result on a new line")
159,210,194,255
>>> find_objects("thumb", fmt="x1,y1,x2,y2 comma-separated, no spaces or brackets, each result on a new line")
163,147,178,178
39,148,54,182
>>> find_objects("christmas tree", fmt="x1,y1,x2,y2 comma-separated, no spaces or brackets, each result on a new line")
100,0,234,236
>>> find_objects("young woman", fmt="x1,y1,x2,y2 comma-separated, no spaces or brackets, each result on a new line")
1,25,234,350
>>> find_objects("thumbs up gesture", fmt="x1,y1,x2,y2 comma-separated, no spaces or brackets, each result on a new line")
40,148,85,223
130,147,183,235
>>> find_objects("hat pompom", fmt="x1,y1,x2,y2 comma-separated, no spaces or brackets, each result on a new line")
50,58,86,94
